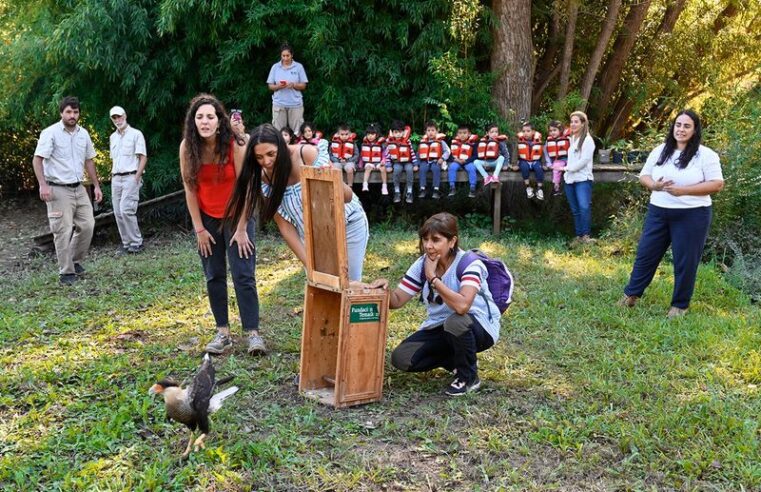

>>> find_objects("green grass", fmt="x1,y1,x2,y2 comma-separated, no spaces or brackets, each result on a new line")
1,226,760,491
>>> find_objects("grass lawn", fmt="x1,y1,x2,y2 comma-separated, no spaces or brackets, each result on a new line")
1,225,760,491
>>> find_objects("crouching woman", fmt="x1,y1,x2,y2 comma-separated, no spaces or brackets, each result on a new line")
369,212,500,396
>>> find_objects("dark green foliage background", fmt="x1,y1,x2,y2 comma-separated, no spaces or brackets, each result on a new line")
0,0,499,197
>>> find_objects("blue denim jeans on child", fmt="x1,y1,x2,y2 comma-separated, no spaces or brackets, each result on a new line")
448,162,477,189
518,159,544,182
392,162,414,193
564,180,593,237
474,156,505,179
419,160,442,189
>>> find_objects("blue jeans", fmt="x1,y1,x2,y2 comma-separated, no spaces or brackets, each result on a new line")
518,159,544,182
199,212,259,332
564,180,593,237
345,205,370,281
624,204,712,309
392,161,415,192
419,160,442,189
474,156,505,178
448,162,477,189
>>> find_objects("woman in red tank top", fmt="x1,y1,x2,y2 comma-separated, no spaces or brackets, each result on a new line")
179,94,266,356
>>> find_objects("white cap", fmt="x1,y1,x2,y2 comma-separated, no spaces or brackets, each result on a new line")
109,106,126,117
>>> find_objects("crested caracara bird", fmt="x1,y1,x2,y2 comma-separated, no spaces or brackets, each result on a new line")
149,353,239,457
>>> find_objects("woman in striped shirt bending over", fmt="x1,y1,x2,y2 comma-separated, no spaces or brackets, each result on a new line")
368,212,500,396
226,123,369,281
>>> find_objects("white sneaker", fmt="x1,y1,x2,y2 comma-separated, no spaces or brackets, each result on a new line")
536,189,544,200
381,184,388,195
526,187,534,199
362,182,369,192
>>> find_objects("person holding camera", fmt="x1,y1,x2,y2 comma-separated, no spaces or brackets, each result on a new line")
266,43,308,136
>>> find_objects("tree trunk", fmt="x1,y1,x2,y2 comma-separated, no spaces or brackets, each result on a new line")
532,0,563,111
532,64,561,113
592,0,652,129
579,0,622,105
557,0,580,100
491,0,534,126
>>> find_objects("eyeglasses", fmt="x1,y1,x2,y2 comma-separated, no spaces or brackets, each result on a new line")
426,282,443,305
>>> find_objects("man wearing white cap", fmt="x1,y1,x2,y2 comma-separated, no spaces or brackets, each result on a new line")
109,106,147,254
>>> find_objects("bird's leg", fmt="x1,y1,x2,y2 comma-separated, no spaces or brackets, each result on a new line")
193,433,207,452
181,430,194,458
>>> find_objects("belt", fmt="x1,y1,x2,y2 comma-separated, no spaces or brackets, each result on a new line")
46,181,81,188
112,170,138,176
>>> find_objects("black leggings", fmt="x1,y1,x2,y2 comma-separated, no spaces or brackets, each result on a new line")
390,313,494,384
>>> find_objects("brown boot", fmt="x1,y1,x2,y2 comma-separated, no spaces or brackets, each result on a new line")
618,295,639,308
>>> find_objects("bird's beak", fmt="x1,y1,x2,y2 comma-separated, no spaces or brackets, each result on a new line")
148,385,158,395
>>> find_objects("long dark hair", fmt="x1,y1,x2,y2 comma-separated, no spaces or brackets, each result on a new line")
656,109,702,169
226,123,293,227
181,93,242,188
418,212,460,257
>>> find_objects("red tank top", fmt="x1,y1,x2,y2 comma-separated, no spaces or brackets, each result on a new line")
196,142,236,218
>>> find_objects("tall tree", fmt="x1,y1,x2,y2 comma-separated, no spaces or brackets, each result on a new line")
557,0,580,100
579,0,623,105
532,0,563,112
491,0,534,125
591,0,653,130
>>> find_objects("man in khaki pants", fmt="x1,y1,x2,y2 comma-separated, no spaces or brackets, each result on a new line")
109,106,147,254
32,96,102,285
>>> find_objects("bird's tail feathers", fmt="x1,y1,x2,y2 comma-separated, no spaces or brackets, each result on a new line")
209,386,239,413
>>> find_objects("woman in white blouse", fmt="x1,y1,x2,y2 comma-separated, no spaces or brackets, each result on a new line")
620,110,724,318
561,111,596,244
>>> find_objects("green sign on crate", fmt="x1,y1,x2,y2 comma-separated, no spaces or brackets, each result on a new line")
350,303,381,323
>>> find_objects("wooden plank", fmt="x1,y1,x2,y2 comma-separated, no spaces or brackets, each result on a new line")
492,182,502,235
299,285,342,394
301,166,349,290
334,288,390,407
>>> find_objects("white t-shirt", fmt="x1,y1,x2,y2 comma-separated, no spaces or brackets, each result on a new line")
398,250,500,343
640,144,723,209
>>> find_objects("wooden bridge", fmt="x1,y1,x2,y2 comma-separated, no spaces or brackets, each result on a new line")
32,164,642,250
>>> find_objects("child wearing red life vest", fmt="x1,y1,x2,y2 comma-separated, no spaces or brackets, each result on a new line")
387,119,419,204
417,121,451,199
514,121,545,200
329,123,360,185
360,123,390,195
297,122,330,167
448,124,479,198
544,120,570,196
474,123,510,186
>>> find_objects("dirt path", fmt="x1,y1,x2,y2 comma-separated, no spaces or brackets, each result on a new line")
1,195,51,274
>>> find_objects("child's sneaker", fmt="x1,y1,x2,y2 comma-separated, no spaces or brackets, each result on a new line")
445,377,481,396
418,188,427,199
432,189,441,199
553,189,562,196
393,191,401,203
362,182,369,192
526,187,534,199
405,191,413,204
448,188,456,198
381,183,389,195
468,189,476,198
536,189,545,201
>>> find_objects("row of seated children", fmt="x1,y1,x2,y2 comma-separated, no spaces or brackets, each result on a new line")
283,119,571,204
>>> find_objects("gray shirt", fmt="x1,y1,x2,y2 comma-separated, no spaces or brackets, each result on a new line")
34,121,97,184
110,125,147,174
266,61,308,108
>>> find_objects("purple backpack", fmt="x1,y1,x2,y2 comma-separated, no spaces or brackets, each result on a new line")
420,249,514,315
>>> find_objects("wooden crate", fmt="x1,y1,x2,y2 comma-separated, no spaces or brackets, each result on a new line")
299,285,390,408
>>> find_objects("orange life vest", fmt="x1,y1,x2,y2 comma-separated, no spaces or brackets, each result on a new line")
360,136,385,164
418,134,447,161
450,134,479,161
386,126,413,163
517,131,543,161
330,133,356,160
545,131,570,160
477,135,507,159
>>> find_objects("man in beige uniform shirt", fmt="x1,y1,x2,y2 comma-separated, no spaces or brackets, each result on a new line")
32,96,102,285
109,106,147,254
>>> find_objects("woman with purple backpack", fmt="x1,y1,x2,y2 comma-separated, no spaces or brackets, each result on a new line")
367,212,511,396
